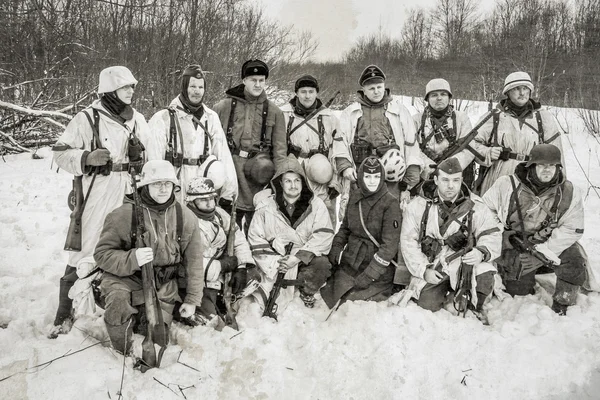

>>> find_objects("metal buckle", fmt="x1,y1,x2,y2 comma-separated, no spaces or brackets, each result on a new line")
238,150,249,158
515,154,527,161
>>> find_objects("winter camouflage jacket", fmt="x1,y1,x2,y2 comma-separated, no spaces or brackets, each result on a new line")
53,100,152,267
413,107,474,179
193,206,254,290
400,182,502,299
336,93,423,187
482,164,583,259
280,100,343,200
247,156,334,309
213,84,287,211
94,198,205,306
147,97,238,203
464,99,564,195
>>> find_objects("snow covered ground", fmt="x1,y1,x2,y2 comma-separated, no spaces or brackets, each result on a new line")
1,98,600,400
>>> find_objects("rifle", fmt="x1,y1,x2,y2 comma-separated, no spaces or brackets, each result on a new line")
452,210,475,317
509,235,554,267
130,166,168,371
440,110,500,163
263,242,300,321
288,91,341,136
222,196,239,330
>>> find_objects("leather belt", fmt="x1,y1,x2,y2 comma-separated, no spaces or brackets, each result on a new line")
111,163,130,172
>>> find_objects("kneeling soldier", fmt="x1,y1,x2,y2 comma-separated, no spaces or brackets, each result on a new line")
400,158,502,315
483,144,588,315
94,160,204,355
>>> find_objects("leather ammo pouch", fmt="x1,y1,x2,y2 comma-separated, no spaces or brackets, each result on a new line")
350,140,373,165
374,143,400,157
420,236,442,263
155,264,179,286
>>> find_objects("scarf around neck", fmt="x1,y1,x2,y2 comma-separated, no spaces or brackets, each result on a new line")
101,92,133,122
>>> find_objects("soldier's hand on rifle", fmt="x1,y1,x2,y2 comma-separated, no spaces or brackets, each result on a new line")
533,244,561,265
135,247,154,267
342,167,357,182
489,146,503,161
219,255,239,273
424,266,444,284
179,303,196,319
462,248,484,265
277,255,300,272
86,148,111,166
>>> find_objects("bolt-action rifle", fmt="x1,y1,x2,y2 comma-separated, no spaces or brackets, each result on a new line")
262,242,303,321
223,196,239,330
130,166,168,371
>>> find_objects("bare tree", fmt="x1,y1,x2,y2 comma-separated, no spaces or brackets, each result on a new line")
431,0,480,57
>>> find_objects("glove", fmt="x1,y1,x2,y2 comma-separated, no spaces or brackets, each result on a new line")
229,268,248,294
328,246,343,267
327,187,339,200
354,272,374,290
519,253,544,271
218,198,233,214
445,230,468,251
219,255,238,273
533,243,561,265
85,148,111,166
135,247,153,267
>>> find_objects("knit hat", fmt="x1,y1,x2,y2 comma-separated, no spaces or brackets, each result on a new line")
358,65,386,86
425,78,452,100
294,74,319,92
436,157,463,175
241,59,269,79
98,66,138,94
358,156,385,196
503,71,534,95
525,144,562,167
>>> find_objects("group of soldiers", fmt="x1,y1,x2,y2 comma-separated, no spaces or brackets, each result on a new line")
48,60,589,360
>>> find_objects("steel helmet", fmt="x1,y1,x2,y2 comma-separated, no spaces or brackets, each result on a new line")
305,153,333,184
243,153,275,186
138,160,180,190
380,148,406,182
185,177,217,202
425,78,452,100
525,144,562,167
198,155,226,190
98,66,138,94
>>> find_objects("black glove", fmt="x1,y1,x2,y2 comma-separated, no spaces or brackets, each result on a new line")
85,148,111,166
445,230,468,252
327,187,339,200
219,255,238,273
328,246,343,267
354,272,374,290
219,198,233,214
229,268,248,294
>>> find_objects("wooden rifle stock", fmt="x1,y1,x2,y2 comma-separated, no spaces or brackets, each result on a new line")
263,242,295,321
223,196,239,330
130,167,167,371
64,173,96,251
453,210,475,316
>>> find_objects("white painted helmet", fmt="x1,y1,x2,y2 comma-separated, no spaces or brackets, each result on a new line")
379,148,406,182
98,66,138,94
198,155,226,190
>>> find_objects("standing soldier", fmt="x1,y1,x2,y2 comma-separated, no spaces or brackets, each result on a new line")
94,160,204,356
321,157,401,308
147,64,237,204
49,66,152,338
280,74,342,225
335,65,422,209
466,71,564,195
398,158,502,316
248,155,334,312
482,144,587,315
413,79,476,186
213,59,287,234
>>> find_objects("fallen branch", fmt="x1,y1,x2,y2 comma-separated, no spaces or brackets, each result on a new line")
0,340,110,382
0,100,72,120
0,130,31,152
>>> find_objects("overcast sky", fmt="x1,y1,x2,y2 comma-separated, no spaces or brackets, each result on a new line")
252,0,493,62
